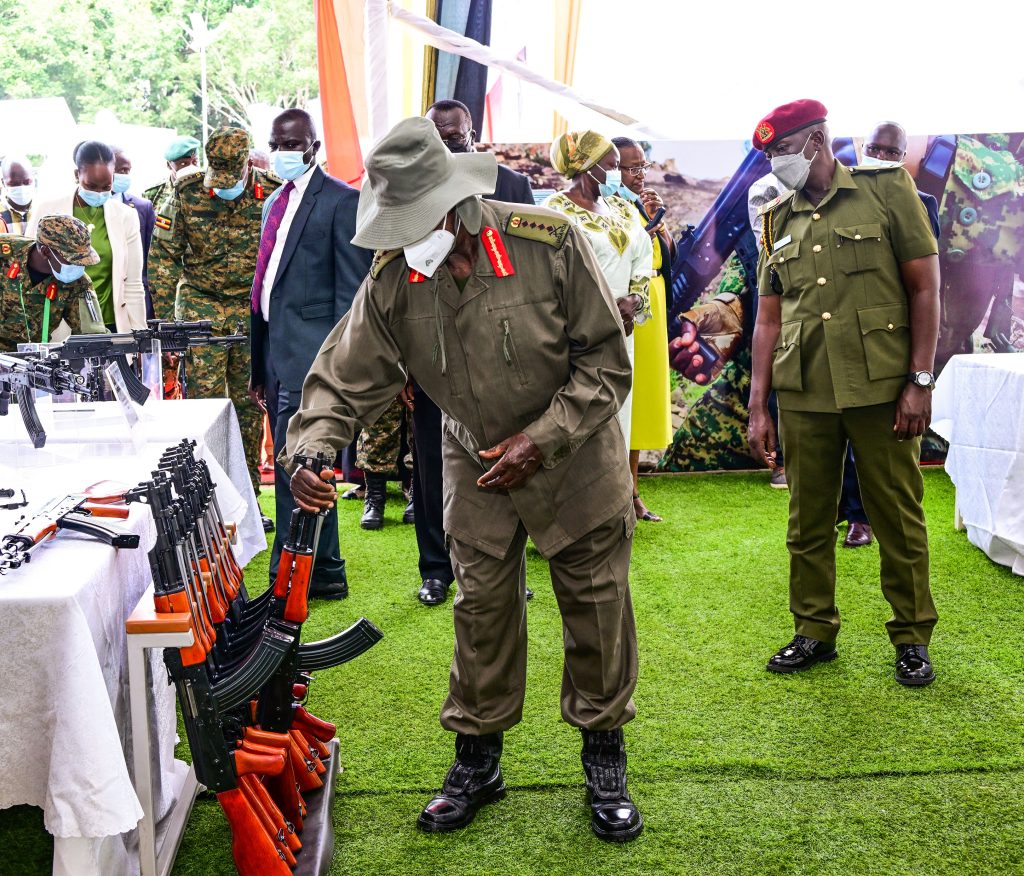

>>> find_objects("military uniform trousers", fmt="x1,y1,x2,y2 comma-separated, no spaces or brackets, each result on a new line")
176,287,264,494
779,401,937,645
265,362,347,588
440,503,639,735
356,396,411,475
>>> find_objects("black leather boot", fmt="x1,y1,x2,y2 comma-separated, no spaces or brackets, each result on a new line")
417,732,505,832
403,482,415,524
581,729,643,842
360,473,386,530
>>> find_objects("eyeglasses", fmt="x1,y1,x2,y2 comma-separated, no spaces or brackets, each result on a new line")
621,162,652,178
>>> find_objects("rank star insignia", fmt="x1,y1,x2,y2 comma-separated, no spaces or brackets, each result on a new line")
0,243,10,255
756,122,775,144
510,216,521,228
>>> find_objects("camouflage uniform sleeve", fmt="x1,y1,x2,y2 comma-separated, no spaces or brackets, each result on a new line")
148,188,188,319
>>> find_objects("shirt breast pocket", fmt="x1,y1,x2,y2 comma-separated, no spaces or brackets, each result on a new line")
765,240,802,294
834,223,883,274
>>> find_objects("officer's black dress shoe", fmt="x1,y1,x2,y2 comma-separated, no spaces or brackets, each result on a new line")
309,580,348,600
418,578,451,605
895,643,935,686
766,635,838,673
261,514,275,533
417,733,505,832
843,522,873,548
581,729,643,842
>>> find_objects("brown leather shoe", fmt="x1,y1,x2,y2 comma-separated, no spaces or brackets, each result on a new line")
843,522,873,548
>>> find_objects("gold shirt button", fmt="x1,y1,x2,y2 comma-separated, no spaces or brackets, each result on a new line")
812,244,822,253
854,234,862,240
887,323,895,330
812,212,821,221
817,277,827,285
822,312,832,320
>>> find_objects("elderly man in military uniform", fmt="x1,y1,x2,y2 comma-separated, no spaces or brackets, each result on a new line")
149,127,279,509
746,100,941,686
0,215,105,351
285,117,643,842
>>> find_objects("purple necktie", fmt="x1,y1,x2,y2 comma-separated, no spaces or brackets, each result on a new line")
250,180,295,313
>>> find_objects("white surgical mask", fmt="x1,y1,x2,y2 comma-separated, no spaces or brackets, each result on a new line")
770,133,815,191
5,184,33,207
404,214,460,278
860,153,901,168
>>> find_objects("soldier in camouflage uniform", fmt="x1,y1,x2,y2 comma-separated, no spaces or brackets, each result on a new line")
933,133,1024,367
355,396,414,529
659,256,758,471
149,127,280,495
0,215,106,351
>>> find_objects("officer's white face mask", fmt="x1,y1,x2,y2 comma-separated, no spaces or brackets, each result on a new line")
770,133,816,191
860,153,902,168
404,212,460,278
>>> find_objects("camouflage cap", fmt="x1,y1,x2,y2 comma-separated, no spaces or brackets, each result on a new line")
204,126,252,188
36,215,100,266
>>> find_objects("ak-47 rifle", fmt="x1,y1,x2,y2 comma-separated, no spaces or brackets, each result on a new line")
667,147,772,341
0,491,139,574
42,320,247,406
0,352,95,448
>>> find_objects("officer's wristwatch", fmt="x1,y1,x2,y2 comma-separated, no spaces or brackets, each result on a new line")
907,370,936,390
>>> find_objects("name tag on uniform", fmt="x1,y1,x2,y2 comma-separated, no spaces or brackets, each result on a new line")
772,234,792,251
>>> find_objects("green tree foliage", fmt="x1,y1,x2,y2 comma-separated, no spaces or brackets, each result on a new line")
0,0,316,136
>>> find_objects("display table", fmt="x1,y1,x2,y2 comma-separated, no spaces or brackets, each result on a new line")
0,398,266,875
932,353,1024,575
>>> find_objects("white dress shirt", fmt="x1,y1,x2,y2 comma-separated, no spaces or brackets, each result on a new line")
260,164,315,321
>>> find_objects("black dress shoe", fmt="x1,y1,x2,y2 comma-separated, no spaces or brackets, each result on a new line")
581,729,643,843
360,473,386,530
525,587,534,601
261,514,275,533
417,733,505,832
309,581,348,600
766,635,838,673
418,578,451,605
895,644,935,686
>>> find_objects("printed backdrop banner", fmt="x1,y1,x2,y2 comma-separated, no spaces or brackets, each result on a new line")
489,132,1024,469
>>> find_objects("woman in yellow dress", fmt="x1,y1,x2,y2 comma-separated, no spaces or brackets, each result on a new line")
612,138,673,522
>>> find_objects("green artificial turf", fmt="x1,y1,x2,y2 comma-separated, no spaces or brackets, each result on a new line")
2,470,1022,875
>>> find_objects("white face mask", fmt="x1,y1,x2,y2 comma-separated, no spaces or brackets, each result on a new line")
770,132,815,191
860,153,902,168
404,213,460,278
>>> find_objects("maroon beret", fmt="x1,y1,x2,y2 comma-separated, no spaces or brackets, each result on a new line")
752,99,828,151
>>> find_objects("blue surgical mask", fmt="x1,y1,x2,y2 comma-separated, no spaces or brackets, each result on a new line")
47,253,86,284
272,148,313,181
112,173,131,194
589,167,622,199
5,184,33,207
78,187,112,208
213,178,246,200
617,184,640,203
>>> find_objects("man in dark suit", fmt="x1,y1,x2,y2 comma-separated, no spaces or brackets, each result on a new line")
249,108,373,599
425,99,535,204
113,146,157,319
408,100,536,606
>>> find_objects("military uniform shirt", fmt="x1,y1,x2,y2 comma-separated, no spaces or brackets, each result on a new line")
757,161,938,413
286,199,634,560
0,235,104,350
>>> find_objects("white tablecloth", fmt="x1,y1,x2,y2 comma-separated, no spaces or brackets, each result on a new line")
932,353,1024,575
0,398,266,874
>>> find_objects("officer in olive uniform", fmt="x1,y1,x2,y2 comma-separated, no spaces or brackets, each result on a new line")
0,215,105,351
149,127,280,498
746,100,941,686
285,117,644,842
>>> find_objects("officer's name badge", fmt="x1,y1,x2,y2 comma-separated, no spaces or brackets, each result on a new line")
772,234,792,251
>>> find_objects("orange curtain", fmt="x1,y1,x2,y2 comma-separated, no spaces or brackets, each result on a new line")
552,0,582,138
315,0,363,186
